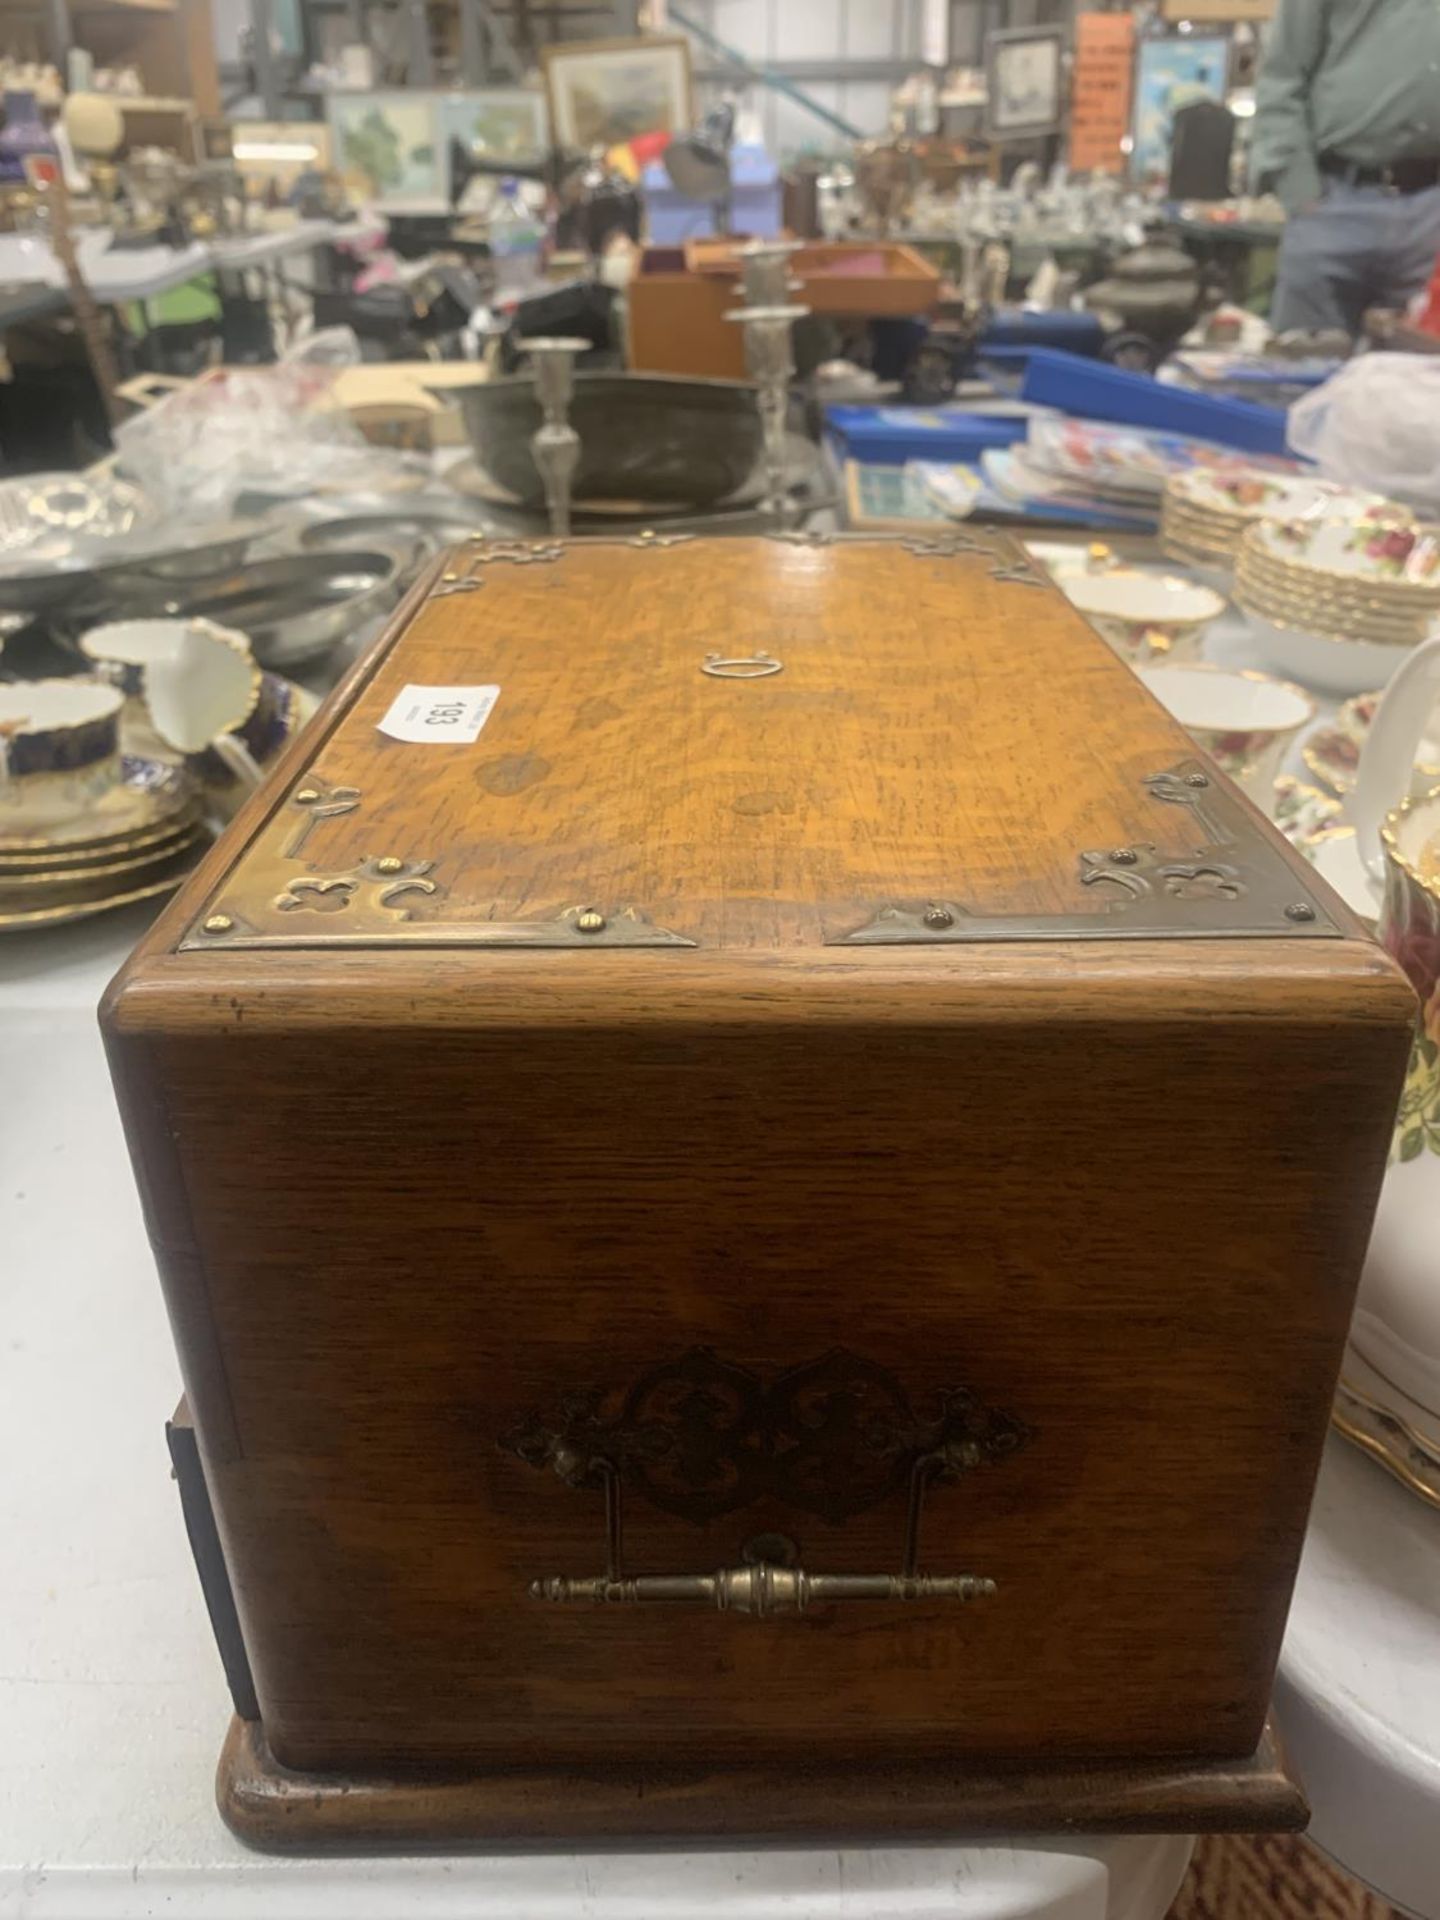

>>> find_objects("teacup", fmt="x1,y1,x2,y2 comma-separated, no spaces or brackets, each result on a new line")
0,677,125,832
80,616,252,702
1063,566,1226,668
1136,664,1315,800
79,616,286,813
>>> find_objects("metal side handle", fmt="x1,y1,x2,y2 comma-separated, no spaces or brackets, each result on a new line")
531,1563,996,1615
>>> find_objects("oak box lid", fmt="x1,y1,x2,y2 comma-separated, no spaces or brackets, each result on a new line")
128,534,1376,971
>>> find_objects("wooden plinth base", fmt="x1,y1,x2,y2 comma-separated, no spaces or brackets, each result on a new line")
218,1715,1307,1855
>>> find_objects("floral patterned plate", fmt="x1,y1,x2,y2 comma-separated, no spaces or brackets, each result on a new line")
1165,468,1401,525
1249,515,1440,595
1272,773,1345,847
1302,694,1440,797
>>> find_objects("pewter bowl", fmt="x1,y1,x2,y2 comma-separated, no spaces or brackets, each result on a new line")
87,520,272,592
81,549,405,672
438,373,766,510
298,508,489,563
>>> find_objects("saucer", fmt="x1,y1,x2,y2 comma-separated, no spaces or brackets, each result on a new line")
0,838,200,932
1334,1350,1440,1510
1269,776,1376,919
0,753,194,854
0,821,206,887
1302,696,1440,798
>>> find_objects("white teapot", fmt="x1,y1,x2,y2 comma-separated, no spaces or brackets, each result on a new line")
1342,637,1440,1505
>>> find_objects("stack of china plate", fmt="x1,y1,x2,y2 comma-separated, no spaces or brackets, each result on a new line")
1233,516,1440,695
1160,468,1405,574
0,751,207,934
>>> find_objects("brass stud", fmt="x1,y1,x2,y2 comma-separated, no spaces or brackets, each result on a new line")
1285,902,1317,923
374,856,404,875
637,528,656,542
442,570,459,583
202,913,233,934
1185,772,1210,789
576,908,607,934
1110,848,1138,865
922,905,955,930
294,787,320,805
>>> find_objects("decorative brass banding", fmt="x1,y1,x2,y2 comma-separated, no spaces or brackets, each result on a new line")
835,759,1341,944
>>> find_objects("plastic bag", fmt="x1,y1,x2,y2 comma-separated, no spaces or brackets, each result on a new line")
1289,353,1440,509
113,332,423,522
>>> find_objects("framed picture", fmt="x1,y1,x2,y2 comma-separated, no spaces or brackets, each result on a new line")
326,90,444,211
542,33,694,152
1131,35,1230,184
984,27,1065,140
436,89,549,170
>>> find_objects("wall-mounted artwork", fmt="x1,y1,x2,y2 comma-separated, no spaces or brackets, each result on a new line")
984,28,1065,140
436,89,549,171
1131,36,1230,184
327,91,443,210
542,34,693,152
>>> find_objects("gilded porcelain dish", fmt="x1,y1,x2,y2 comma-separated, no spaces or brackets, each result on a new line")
1247,517,1440,599
0,679,125,832
1165,468,1398,526
1137,663,1315,801
1334,1361,1440,1510
0,821,207,887
1271,774,1345,849
0,808,203,870
1303,696,1440,797
0,849,196,932
1235,550,1436,633
0,751,192,853
1240,609,1420,698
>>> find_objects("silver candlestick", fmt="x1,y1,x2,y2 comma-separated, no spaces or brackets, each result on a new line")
736,237,805,309
525,337,589,538
726,301,808,527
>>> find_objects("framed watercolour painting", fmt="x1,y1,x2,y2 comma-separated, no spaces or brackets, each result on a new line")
542,34,693,152
327,91,443,210
984,27,1065,140
436,89,549,170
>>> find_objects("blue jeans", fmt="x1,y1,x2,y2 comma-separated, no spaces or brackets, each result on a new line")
1271,179,1440,334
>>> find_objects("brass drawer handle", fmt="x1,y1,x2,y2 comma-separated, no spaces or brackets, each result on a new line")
532,1564,995,1614
503,1349,1033,1618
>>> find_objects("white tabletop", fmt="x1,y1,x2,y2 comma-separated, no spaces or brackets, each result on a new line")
0,915,1191,1919
1277,1438,1440,1917
0,218,382,310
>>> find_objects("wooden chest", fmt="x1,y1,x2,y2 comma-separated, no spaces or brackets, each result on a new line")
103,533,1413,1850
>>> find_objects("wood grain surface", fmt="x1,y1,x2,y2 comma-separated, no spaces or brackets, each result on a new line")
102,536,1415,1831
158,536,1328,946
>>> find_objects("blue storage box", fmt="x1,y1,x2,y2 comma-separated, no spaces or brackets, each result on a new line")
825,404,1032,467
